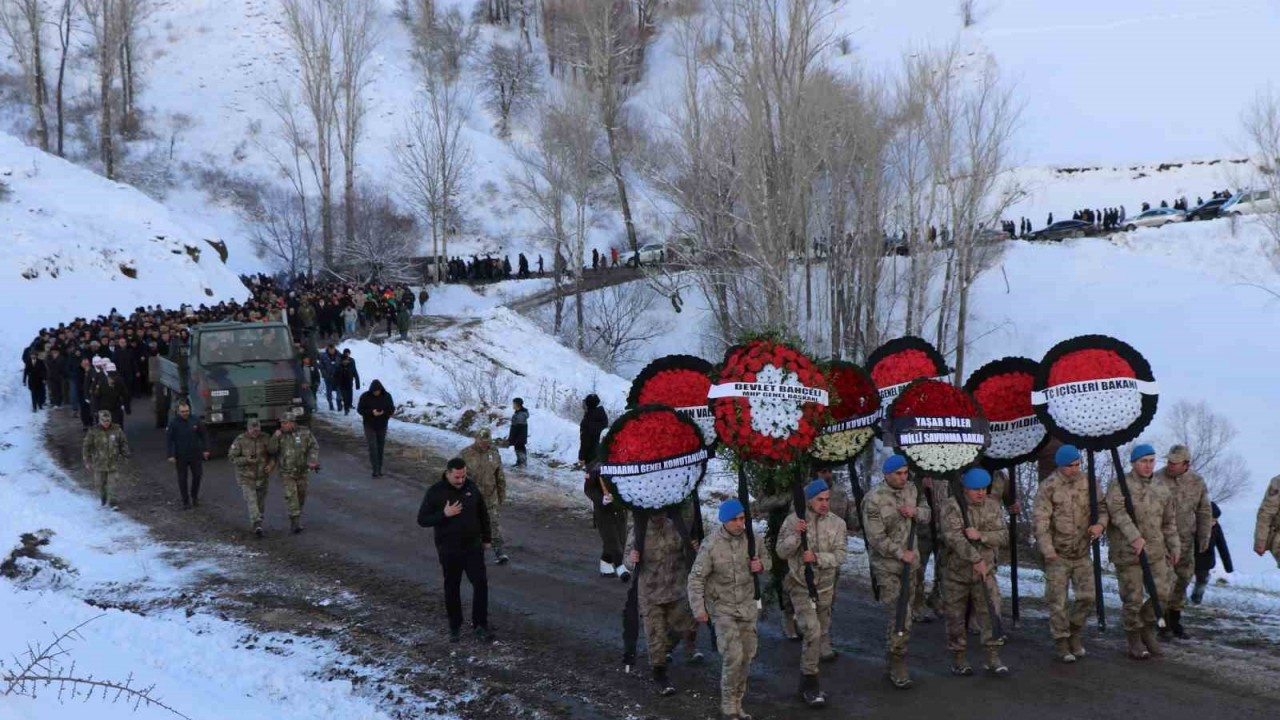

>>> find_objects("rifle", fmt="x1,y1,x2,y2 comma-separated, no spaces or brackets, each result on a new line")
895,518,918,636
736,464,762,610
954,481,1005,641
1086,450,1107,632
1109,447,1166,629
791,479,820,609
621,509,648,672
1006,466,1020,626
847,460,881,600
687,489,718,652
923,479,943,601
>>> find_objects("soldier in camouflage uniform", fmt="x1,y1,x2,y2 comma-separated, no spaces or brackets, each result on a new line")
268,416,319,534
1105,444,1179,660
911,474,949,622
1155,444,1211,638
1033,444,1108,662
1253,474,1280,568
625,513,697,696
687,499,769,720
228,418,274,538
862,455,931,689
82,409,130,509
941,468,1008,677
777,479,847,707
460,428,509,564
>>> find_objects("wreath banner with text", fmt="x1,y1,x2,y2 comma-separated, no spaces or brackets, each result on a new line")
1031,335,1158,451
628,354,716,448
600,406,709,511
965,356,1049,469
885,378,990,474
811,360,880,463
709,339,828,464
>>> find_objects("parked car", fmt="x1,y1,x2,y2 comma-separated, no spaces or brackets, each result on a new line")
1221,189,1277,216
1026,220,1094,242
1186,197,1229,221
627,242,666,267
1122,207,1186,231
976,227,1011,244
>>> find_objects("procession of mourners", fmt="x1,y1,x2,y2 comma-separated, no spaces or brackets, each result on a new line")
23,283,1280,720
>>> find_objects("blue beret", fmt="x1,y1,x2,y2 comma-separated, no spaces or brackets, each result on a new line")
1130,443,1156,463
805,479,829,500
883,455,908,474
1055,444,1082,467
962,467,992,490
719,498,745,523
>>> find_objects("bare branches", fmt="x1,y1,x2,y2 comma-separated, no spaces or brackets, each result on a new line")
1161,399,1252,504
482,38,540,137
2,614,191,718
1240,87,1280,269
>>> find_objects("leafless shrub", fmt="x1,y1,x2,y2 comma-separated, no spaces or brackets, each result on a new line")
333,189,419,284
1240,87,1280,269
566,282,673,372
958,0,981,27
441,362,515,409
1161,399,1252,503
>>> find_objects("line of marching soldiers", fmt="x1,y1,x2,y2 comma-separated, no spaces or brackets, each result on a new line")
628,442,1280,720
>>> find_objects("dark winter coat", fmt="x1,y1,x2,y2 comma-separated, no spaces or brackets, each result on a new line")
94,378,126,412
357,381,394,430
335,359,359,390
112,345,137,379
417,475,492,555
44,354,66,382
509,408,529,446
1195,516,1234,576
165,414,209,461
23,354,47,389
578,396,609,464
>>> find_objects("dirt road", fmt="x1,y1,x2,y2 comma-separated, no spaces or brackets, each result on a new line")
44,409,1280,719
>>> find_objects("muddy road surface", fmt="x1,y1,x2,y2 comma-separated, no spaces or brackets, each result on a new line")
43,409,1280,719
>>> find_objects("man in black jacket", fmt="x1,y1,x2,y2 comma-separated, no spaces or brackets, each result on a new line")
578,393,608,468
508,397,529,468
357,379,393,477
418,457,494,642
335,349,361,414
165,401,210,509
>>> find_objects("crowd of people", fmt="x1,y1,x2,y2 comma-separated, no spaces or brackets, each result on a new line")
1002,187,1241,239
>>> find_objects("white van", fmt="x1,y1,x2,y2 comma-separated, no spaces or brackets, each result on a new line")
1221,189,1278,216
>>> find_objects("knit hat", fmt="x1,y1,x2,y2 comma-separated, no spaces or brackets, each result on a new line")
962,467,992,490
1055,444,1082,467
1166,444,1190,464
883,455,907,474
1130,443,1156,463
805,479,830,500
718,498,745,523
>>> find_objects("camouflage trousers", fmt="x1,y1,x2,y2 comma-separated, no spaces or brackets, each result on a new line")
1167,540,1196,612
282,473,309,519
237,475,269,527
1116,557,1173,631
486,501,505,552
786,577,835,675
643,598,695,666
873,562,918,656
93,470,118,506
712,614,758,716
912,537,941,615
1045,555,1095,639
943,567,1003,652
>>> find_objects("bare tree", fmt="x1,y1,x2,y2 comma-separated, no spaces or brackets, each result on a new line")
336,189,418,284
0,0,51,150
408,4,477,82
396,73,472,283
260,84,324,278
335,0,383,249
958,0,980,27
114,0,151,138
482,38,540,137
245,185,318,277
1240,87,1280,270
52,0,71,156
80,0,123,178
1161,400,1252,504
279,0,340,268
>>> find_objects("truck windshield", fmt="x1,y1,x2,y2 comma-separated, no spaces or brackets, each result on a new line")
199,328,294,364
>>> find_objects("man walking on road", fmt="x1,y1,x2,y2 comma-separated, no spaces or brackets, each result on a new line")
1106,444,1178,660
269,416,320,534
335,350,360,414
318,345,340,412
777,478,847,707
418,457,495,643
1033,444,1107,663
508,398,529,468
165,401,210,509
229,418,274,538
862,454,930,689
460,428,509,564
1254,474,1280,567
1155,444,1211,639
83,410,130,510
624,513,697,697
941,468,1009,677
357,379,394,477
687,499,768,720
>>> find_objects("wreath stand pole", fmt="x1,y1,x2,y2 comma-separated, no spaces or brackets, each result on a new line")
955,473,1005,642
1086,450,1108,632
895,517,918,637
736,464,762,609
846,460,880,601
1008,465,1020,627
791,468,820,609
622,509,649,672
1109,446,1167,629
923,478,943,607
688,486,718,652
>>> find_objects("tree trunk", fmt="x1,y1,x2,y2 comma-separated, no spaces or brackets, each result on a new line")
55,1,70,157
31,23,49,151
605,124,639,252
99,64,114,179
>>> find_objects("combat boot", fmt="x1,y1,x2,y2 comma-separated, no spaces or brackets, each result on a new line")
652,665,676,697
1068,629,1087,658
1139,625,1163,657
887,652,913,689
799,674,825,707
1190,581,1206,605
1053,638,1077,664
1126,630,1150,660
983,647,1008,676
1170,610,1189,639
949,650,973,676
290,517,304,534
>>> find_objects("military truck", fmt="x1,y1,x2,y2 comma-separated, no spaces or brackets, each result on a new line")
151,321,310,451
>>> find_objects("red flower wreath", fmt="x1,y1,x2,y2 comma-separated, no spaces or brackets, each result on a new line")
600,406,709,511
885,379,989,474
811,361,880,463
867,336,951,405
1033,335,1158,451
628,355,716,448
709,339,828,464
964,357,1049,468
